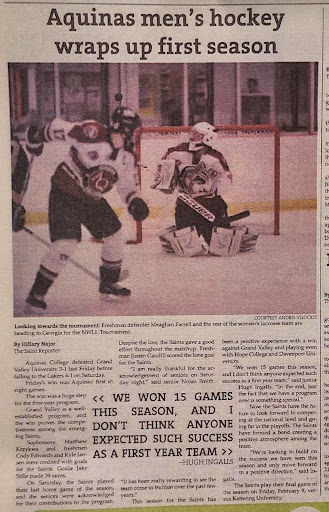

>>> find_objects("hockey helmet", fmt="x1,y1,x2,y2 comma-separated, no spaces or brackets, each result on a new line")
189,122,217,151
202,131,221,150
111,107,141,137
179,161,219,197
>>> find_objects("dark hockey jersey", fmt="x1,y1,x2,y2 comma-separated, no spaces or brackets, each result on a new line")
175,194,229,245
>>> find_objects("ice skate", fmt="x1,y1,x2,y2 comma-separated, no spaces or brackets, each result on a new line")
99,265,131,301
99,282,131,301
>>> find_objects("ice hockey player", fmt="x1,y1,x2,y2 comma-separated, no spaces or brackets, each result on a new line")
11,137,31,232
151,122,258,257
90,105,142,244
151,122,233,193
24,117,149,313
158,161,258,257
174,161,230,244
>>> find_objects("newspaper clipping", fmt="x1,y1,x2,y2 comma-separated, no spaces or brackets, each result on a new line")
0,1,327,512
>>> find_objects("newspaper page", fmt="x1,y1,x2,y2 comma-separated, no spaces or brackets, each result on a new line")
0,1,326,512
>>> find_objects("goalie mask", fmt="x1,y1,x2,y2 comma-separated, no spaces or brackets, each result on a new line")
85,165,118,198
111,107,141,138
188,122,217,151
179,162,219,198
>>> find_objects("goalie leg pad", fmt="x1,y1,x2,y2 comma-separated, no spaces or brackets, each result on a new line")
240,228,259,252
159,225,176,253
159,226,208,257
209,226,248,256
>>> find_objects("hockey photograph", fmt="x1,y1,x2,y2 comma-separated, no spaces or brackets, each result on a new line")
10,62,317,317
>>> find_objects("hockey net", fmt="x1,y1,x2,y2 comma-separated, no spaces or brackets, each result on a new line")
130,124,280,243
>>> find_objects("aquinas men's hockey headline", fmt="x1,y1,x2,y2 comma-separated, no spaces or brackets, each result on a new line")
47,7,285,59
46,8,285,32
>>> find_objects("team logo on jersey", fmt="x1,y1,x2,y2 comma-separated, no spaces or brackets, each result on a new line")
69,121,108,143
87,165,118,196
179,162,218,197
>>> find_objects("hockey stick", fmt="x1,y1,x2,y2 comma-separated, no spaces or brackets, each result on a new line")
22,226,99,281
227,210,250,223
22,226,129,282
177,193,216,222
178,193,250,225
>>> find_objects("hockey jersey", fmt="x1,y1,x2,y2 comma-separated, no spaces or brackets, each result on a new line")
39,118,138,203
175,194,229,245
163,142,231,185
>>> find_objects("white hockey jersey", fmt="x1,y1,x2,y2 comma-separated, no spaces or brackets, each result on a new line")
163,142,231,182
152,142,232,196
40,118,138,202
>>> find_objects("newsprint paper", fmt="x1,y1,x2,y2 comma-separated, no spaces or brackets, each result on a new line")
1,0,329,511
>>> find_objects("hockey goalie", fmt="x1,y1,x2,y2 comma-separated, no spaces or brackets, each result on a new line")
151,122,232,193
152,123,259,257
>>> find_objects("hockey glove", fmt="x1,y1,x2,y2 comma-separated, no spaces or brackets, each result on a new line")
151,160,178,193
128,197,149,221
12,202,26,232
26,125,44,156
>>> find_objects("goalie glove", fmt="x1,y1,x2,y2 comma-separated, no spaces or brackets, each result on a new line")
12,202,26,232
128,197,149,221
151,159,178,193
26,126,44,156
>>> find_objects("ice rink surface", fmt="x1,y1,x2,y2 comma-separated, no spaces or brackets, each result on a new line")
12,209,317,318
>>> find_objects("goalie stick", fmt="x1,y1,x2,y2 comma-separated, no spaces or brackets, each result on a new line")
22,226,128,282
227,210,250,223
177,192,216,222
177,192,250,224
